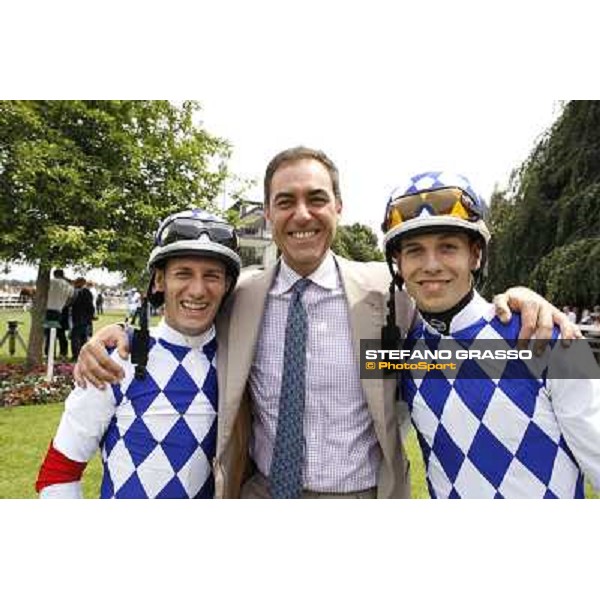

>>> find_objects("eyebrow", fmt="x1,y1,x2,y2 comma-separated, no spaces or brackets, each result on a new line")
170,265,224,275
272,192,295,204
170,267,194,275
401,242,422,251
402,234,463,250
273,188,330,201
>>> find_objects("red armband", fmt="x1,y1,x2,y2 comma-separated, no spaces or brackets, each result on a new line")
35,441,87,493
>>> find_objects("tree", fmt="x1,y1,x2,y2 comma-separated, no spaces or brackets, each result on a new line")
332,223,384,262
484,101,600,307
0,100,231,367
529,239,600,306
481,185,517,298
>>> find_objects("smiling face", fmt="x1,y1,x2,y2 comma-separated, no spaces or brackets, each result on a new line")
265,158,342,276
154,256,229,336
395,231,481,313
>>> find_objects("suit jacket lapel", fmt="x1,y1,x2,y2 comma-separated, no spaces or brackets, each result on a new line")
336,256,395,465
217,263,278,451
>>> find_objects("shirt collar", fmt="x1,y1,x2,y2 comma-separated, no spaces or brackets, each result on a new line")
274,251,339,295
450,290,493,332
153,318,216,349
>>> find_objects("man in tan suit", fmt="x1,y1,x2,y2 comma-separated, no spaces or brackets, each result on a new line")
214,256,414,499
75,146,578,499
213,147,415,498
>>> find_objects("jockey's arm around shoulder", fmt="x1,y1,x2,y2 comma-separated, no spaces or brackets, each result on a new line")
73,324,130,389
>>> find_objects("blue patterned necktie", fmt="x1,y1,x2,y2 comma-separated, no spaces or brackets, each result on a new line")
269,278,311,499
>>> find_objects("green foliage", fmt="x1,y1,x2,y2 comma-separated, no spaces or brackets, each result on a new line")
0,100,230,277
484,101,600,307
529,238,600,306
332,222,384,262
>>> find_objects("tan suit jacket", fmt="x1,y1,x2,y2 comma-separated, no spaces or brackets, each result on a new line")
213,255,415,498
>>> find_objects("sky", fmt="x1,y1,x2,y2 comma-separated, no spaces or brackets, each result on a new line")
202,95,563,230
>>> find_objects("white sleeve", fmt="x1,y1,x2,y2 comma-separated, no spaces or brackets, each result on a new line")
548,342,600,490
39,482,83,499
53,382,118,463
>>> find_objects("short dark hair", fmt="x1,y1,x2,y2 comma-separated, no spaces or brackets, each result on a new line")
53,269,64,278
263,146,342,207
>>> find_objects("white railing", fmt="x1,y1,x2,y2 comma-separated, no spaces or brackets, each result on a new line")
0,295,28,310
580,325,600,363
580,325,600,336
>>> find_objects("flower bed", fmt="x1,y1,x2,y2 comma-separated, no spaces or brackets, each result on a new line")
0,362,75,408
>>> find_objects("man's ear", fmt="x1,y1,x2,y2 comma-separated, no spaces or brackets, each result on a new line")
154,269,165,292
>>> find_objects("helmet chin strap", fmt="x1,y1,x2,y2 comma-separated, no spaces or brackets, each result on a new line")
473,243,488,287
381,256,404,350
129,276,158,380
131,295,150,380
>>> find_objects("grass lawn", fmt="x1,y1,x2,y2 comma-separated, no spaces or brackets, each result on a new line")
0,402,102,498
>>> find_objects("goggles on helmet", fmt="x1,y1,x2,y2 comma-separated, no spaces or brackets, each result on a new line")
156,217,239,251
382,187,485,234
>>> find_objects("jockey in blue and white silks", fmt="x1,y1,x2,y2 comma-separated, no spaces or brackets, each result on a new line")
381,171,600,498
37,209,241,498
41,321,218,499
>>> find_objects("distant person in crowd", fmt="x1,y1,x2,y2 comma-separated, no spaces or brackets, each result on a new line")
95,291,104,315
563,305,577,324
36,209,241,498
59,302,72,354
44,269,73,360
382,171,600,498
70,277,96,361
126,288,142,325
86,281,98,315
